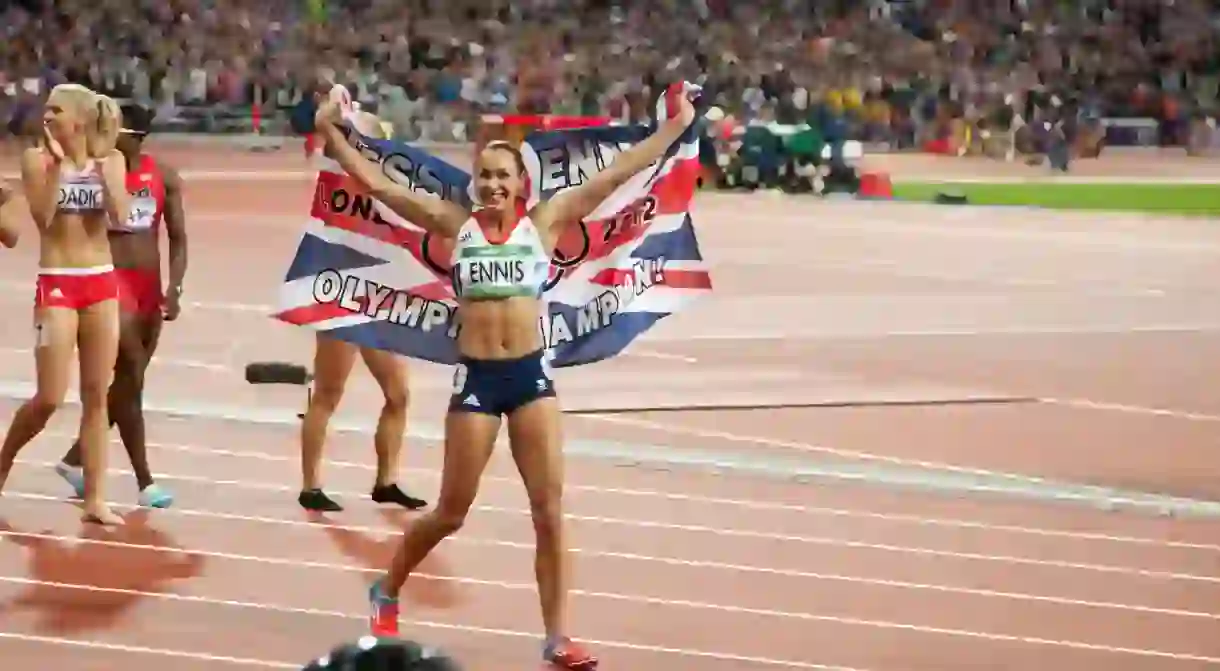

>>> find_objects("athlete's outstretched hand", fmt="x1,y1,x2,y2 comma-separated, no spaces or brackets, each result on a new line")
671,92,697,128
314,85,353,130
661,82,699,130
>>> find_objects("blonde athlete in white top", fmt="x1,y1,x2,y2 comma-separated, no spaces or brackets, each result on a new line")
0,85,128,526
298,110,427,514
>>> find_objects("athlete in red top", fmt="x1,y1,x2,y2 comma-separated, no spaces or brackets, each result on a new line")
55,103,187,509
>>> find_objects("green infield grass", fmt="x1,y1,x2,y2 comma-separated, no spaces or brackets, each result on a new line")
891,181,1220,216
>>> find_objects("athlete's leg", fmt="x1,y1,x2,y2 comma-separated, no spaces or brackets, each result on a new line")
507,397,594,669
298,334,357,511
0,308,77,493
506,397,567,637
360,347,426,509
59,310,163,500
76,298,122,525
369,409,499,636
130,311,168,505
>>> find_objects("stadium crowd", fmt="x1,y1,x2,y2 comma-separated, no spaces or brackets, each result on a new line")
1,0,1217,154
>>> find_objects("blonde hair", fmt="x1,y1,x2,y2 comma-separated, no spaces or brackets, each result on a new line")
349,110,389,140
91,95,121,158
46,84,122,158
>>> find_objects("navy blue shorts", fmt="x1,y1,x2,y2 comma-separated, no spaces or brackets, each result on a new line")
448,349,556,416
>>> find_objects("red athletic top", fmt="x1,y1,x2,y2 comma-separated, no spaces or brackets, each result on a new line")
113,154,165,234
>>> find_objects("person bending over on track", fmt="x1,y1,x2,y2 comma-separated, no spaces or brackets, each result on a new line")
54,103,186,509
0,185,19,248
0,85,128,525
314,85,697,670
299,109,426,513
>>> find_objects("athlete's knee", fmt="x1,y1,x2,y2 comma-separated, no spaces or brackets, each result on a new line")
26,392,62,419
108,372,145,413
432,498,474,535
78,375,111,410
366,352,408,414
310,381,346,413
381,384,409,415
113,353,147,392
527,485,564,539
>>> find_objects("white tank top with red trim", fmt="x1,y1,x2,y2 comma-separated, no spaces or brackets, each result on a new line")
57,161,105,214
450,214,550,300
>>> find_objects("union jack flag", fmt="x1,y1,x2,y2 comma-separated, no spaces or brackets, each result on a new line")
274,84,712,367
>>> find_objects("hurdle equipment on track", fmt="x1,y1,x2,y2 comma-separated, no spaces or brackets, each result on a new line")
245,361,313,418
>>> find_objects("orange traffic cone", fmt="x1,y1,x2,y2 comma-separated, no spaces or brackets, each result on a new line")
857,171,893,199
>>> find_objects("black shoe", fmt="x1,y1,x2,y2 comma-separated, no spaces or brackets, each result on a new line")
371,484,428,510
299,488,343,512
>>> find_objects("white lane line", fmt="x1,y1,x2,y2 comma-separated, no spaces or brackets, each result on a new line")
3,526,1216,620
1042,398,1220,423
0,347,232,373
623,347,699,363
8,485,1220,586
0,575,1213,665
126,436,1220,553
577,413,1122,492
0,577,843,670
0,632,296,668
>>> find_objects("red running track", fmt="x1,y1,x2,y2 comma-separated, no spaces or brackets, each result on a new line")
3,407,1220,669
1,149,1219,669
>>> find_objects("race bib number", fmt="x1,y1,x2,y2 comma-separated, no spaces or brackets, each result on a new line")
124,197,158,230
58,183,104,211
453,244,542,299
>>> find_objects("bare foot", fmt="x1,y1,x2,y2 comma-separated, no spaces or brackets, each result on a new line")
82,506,123,526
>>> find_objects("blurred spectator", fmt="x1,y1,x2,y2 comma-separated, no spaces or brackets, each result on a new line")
0,0,1215,156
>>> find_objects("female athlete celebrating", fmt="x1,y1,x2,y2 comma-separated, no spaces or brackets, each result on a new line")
314,86,696,670
300,109,426,513
0,84,128,526
54,103,186,508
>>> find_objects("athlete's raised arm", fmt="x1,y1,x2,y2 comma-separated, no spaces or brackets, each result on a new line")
536,86,696,232
314,96,466,238
20,141,58,229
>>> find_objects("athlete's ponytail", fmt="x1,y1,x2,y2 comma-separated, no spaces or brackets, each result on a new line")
87,95,121,159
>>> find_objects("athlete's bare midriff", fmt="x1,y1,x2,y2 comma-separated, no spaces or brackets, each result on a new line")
107,232,160,269
457,296,545,360
39,214,112,269
451,210,556,360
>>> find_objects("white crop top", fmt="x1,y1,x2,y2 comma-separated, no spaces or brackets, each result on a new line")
57,163,105,214
450,215,551,300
